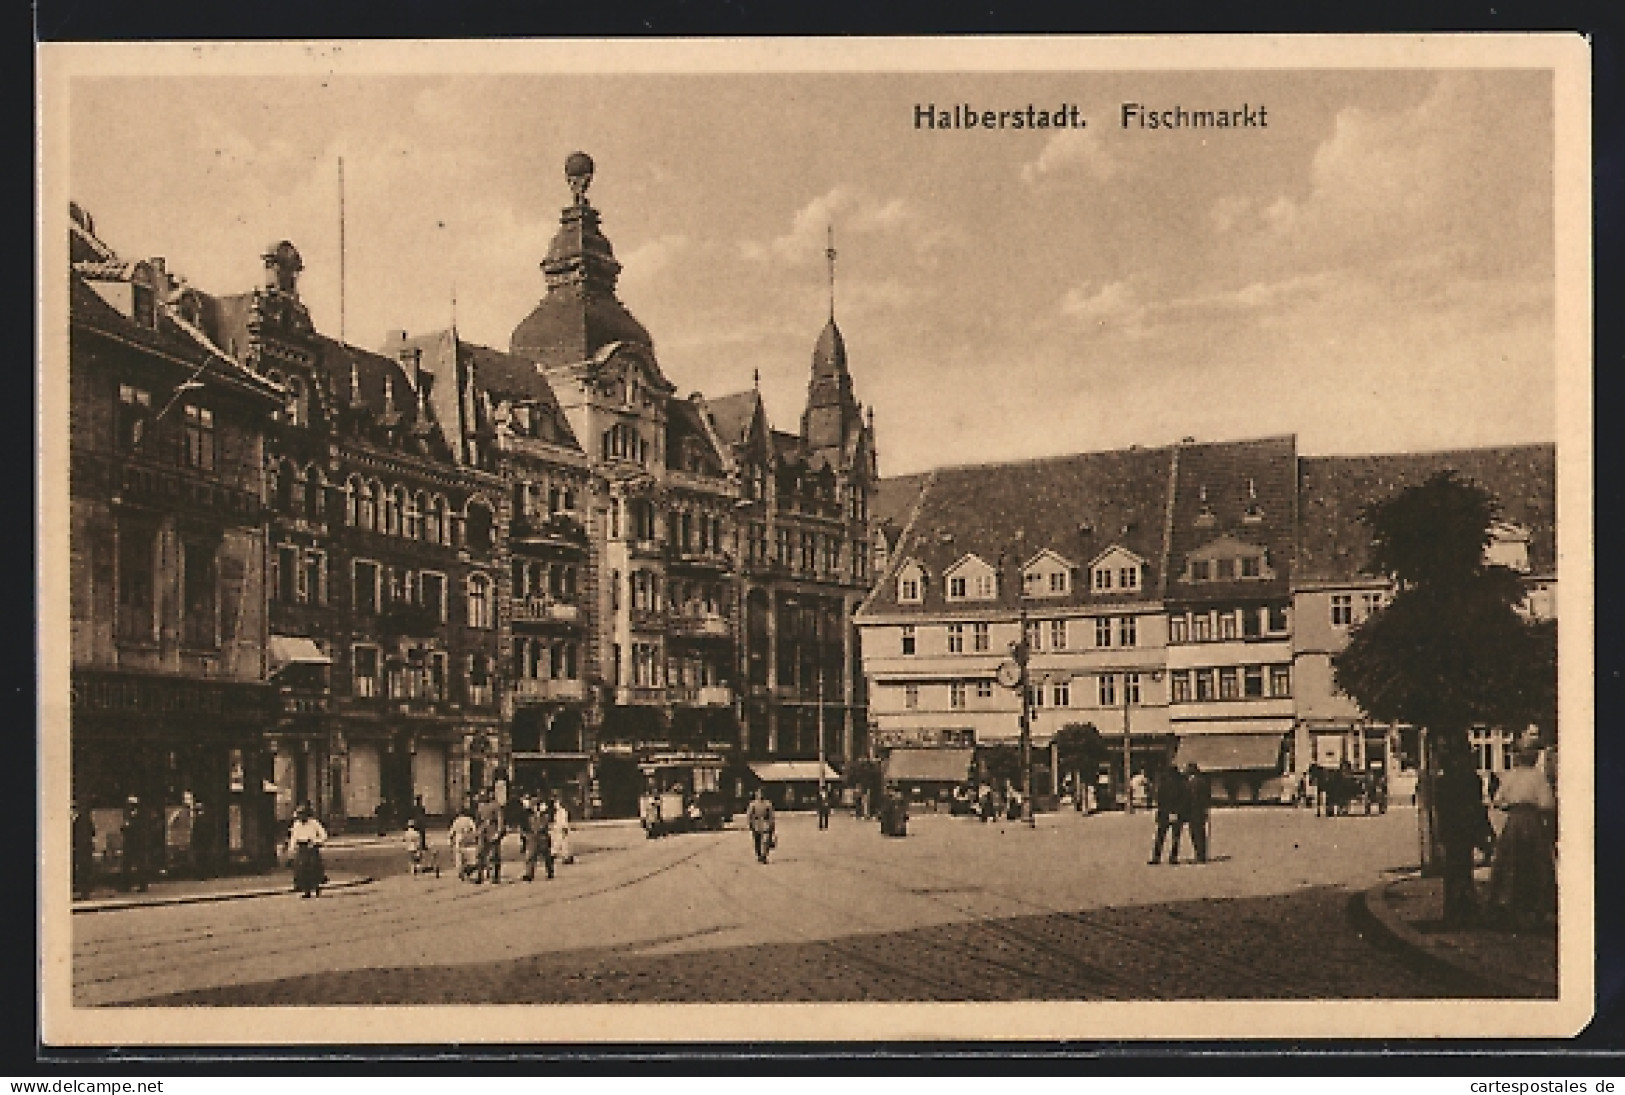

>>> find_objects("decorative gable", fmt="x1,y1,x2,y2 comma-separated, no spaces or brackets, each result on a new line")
1087,545,1148,595
1181,534,1275,584
943,553,998,601
895,559,928,604
1020,548,1074,598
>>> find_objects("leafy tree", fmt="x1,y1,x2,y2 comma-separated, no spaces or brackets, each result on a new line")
1334,470,1554,869
1053,722,1108,791
979,743,1023,789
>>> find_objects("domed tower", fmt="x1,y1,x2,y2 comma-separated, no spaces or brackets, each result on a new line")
509,152,654,367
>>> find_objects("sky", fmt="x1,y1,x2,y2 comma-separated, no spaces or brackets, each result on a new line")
66,66,1557,476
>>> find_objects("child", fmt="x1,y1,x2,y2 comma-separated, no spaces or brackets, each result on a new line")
405,819,438,876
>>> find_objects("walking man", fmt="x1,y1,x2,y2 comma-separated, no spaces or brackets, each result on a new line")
1184,763,1212,864
522,796,555,882
746,789,776,864
1147,759,1189,865
474,789,504,884
816,785,832,830
119,794,150,893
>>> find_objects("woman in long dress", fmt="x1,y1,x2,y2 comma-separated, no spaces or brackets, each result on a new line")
1486,746,1557,930
288,803,328,898
549,792,573,865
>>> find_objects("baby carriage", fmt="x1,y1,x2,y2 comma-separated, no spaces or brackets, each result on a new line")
405,821,439,877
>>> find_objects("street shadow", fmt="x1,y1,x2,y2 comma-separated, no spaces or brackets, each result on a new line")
122,884,1528,1007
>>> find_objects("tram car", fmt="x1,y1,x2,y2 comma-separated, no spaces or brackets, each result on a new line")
638,751,733,837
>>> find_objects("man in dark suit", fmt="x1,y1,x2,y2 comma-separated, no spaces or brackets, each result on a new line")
1184,763,1212,864
474,790,504,884
520,796,555,882
1147,760,1189,865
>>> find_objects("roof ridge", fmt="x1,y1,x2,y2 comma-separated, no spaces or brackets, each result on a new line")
1157,445,1180,599
1302,441,1555,462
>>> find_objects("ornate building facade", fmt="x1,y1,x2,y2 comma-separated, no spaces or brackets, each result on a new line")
67,150,880,829
68,204,285,866
858,437,1556,806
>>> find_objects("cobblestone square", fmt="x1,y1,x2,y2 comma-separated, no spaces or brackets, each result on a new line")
72,806,1525,1006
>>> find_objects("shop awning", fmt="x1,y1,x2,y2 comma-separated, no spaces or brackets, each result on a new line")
269,636,331,675
749,761,841,783
884,747,975,784
1174,732,1287,772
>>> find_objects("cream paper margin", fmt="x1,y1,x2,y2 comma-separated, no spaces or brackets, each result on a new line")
36,33,1595,1046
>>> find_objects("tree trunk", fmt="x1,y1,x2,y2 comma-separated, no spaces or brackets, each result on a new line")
1416,727,1439,875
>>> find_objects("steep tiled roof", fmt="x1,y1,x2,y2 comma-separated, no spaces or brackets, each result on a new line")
864,445,1177,616
1165,436,1298,604
705,390,760,448
771,429,807,462
70,273,282,404
665,398,726,476
1297,444,1557,582
872,473,929,530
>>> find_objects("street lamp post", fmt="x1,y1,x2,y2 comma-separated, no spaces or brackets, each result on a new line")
996,538,1036,828
816,661,826,804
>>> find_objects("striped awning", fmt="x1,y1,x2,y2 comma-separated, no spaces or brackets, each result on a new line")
269,636,331,675
749,761,840,783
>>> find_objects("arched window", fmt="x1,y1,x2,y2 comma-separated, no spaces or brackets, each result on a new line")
344,475,362,526
425,494,448,545
304,465,325,519
408,491,426,540
287,375,307,427
384,486,404,536
359,479,379,530
466,573,493,629
465,498,494,553
276,459,298,514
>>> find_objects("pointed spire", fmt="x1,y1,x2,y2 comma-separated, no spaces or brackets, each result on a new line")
825,224,837,321
753,367,760,390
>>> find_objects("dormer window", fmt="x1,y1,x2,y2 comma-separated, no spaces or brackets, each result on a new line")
1093,568,1113,592
1118,566,1140,590
1021,550,1074,599
896,561,927,604
944,554,997,602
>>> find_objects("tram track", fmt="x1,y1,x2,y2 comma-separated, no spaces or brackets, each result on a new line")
76,833,722,1005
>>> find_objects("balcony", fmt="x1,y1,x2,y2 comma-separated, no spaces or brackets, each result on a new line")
666,545,733,573
277,687,330,716
629,606,667,633
510,598,582,626
668,611,730,639
674,684,733,707
615,685,667,705
512,677,588,703
510,513,589,552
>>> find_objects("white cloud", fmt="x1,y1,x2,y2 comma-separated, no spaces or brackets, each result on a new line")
739,185,952,266
1059,280,1146,331
1020,127,1119,185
